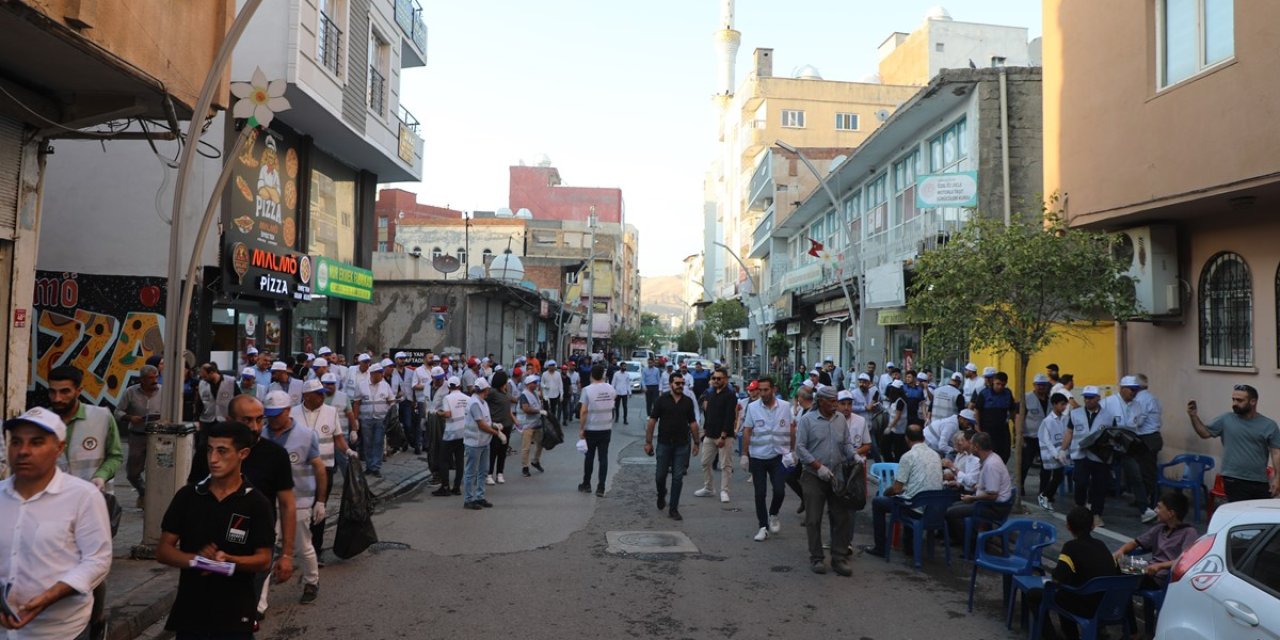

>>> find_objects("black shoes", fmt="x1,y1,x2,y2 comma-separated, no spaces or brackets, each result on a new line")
450,487,461,495
300,583,319,604
578,483,591,493
657,495,666,510
522,467,531,477
669,509,683,521
531,462,544,473
596,488,605,497
431,487,451,497
478,500,493,508
464,502,482,510
857,544,886,559
833,560,853,577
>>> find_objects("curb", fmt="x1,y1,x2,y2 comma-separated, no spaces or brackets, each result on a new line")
111,465,432,639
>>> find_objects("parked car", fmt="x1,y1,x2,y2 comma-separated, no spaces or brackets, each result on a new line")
1155,498,1280,639
624,360,644,392
668,351,701,366
631,349,655,362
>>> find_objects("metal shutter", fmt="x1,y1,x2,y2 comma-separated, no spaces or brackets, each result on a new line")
0,117,22,232
820,322,840,368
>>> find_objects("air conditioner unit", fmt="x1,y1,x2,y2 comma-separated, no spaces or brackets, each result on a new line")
1115,225,1180,316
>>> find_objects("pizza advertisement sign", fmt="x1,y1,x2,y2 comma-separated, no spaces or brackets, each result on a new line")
223,124,311,303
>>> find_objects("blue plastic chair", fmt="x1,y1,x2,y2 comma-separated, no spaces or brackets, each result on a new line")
1058,464,1075,497
967,518,1057,613
964,487,1018,561
870,462,899,497
888,489,961,569
1157,454,1215,523
1033,574,1143,640
1125,550,1168,633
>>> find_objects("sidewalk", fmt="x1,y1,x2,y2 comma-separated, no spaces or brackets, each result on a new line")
104,446,431,640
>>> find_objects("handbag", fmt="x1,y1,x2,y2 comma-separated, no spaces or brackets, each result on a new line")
831,420,867,510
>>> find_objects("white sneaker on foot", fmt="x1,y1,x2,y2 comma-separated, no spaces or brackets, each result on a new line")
1037,495,1053,511
754,527,769,542
1141,507,1158,523
694,488,714,498
768,515,781,534
720,490,730,503
486,475,495,486
496,473,505,484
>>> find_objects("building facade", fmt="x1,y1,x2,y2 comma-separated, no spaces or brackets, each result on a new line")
374,188,463,252
1044,0,1267,465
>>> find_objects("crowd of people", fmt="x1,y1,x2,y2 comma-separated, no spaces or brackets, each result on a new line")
3,347,1279,638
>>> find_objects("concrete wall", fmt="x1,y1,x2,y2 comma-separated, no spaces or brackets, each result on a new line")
975,68,1043,219
507,166,624,225
880,19,1031,87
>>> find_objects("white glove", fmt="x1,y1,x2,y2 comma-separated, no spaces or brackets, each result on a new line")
345,448,359,460
817,465,834,482
497,432,508,445
539,409,548,416
740,455,749,468
312,502,327,524
1056,449,1070,466
91,477,107,491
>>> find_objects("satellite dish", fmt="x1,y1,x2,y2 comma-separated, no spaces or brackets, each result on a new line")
515,208,533,219
496,207,514,218
875,109,891,122
433,254,460,274
398,211,405,219
467,266,487,279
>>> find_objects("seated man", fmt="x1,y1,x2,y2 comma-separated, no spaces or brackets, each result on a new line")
945,431,1012,544
1037,506,1122,640
1113,491,1198,589
859,424,943,558
942,431,980,492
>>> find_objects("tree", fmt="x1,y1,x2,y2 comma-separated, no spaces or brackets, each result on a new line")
907,210,1138,506
638,312,665,351
610,327,642,354
676,329,701,353
703,299,748,339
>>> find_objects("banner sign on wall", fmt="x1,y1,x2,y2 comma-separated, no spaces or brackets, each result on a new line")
313,256,374,302
916,171,978,208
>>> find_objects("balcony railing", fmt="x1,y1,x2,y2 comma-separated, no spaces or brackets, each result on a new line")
318,12,343,76
747,150,774,211
861,209,968,270
396,104,420,133
368,67,386,115
394,0,427,52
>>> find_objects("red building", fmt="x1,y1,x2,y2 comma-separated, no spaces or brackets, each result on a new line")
375,189,464,252
507,165,622,223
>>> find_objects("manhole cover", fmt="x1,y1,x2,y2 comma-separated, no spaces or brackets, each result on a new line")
368,541,411,552
620,457,656,466
606,530,699,554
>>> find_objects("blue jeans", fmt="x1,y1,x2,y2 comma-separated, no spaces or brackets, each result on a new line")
654,441,691,511
362,417,386,472
464,445,490,504
749,455,786,528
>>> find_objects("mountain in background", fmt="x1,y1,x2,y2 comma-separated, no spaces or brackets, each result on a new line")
641,275,688,326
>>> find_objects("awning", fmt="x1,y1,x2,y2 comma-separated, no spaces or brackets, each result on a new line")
814,311,850,324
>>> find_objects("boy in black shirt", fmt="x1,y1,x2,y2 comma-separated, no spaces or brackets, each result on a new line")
158,421,275,638
1044,506,1121,639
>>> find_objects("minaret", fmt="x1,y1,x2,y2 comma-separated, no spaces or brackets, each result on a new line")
713,0,740,101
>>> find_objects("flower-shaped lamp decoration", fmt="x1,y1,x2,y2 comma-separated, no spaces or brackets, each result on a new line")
231,67,290,129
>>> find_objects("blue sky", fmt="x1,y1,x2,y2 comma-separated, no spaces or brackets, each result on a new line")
396,1,1042,276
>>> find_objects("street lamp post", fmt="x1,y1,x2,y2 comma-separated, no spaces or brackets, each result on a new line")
713,241,767,379
774,140,861,366
585,206,598,353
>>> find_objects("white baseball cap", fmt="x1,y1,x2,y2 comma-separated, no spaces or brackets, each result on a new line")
395,351,408,360
321,372,339,384
983,367,997,377
546,360,557,367
802,379,815,389
1120,375,1141,388
264,390,292,416
524,374,540,385
246,346,259,356
357,353,372,363
430,366,445,378
885,361,896,369
951,372,963,381
318,346,333,356
857,372,871,382
890,379,905,388
474,378,491,391
369,363,384,373
959,408,977,423
270,361,289,371
4,407,67,442
312,357,328,368
837,390,853,401
917,372,930,382
447,376,461,388
1033,373,1051,384
304,353,315,361
963,363,977,372
380,358,394,368
1082,385,1101,397
302,379,326,395
241,367,257,379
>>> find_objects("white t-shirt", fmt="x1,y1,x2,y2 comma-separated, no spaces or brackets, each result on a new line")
581,381,617,431
443,390,470,440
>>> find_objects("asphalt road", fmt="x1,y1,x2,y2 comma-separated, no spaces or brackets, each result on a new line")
252,395,1025,640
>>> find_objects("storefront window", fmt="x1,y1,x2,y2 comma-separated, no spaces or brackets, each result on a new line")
309,153,357,264
293,296,339,355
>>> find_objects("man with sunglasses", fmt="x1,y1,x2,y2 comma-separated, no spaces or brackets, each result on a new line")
695,369,737,503
1188,384,1280,502
645,373,700,521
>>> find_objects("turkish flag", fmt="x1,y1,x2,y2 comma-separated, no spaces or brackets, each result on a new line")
807,238,824,258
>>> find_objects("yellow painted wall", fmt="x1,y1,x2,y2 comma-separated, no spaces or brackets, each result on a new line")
878,29,931,86
973,322,1117,393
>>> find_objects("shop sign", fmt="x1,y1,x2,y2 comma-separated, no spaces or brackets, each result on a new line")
398,123,414,164
391,348,429,367
877,308,910,326
223,125,310,303
313,256,374,302
916,171,978,208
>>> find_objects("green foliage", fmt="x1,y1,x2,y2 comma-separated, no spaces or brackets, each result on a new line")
640,313,661,329
768,332,791,360
703,298,748,339
638,313,666,351
610,327,642,353
676,329,701,353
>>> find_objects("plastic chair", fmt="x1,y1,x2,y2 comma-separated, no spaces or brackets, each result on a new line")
967,518,1057,613
1126,550,1168,633
964,487,1018,561
870,462,899,497
1058,464,1075,498
888,489,961,569
1033,574,1143,640
1157,454,1215,523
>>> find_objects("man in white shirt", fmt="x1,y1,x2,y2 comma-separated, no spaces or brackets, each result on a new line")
295,380,355,555
1,407,112,639
877,361,898,398
945,431,1014,543
930,373,965,426
926,408,976,458
542,359,564,426
861,424,943,558
358,363,395,477
433,377,469,495
579,365,616,496
462,378,504,509
944,431,982,492
610,362,633,424
344,354,373,400
197,363,237,430
740,377,792,542
961,363,984,403
390,352,419,454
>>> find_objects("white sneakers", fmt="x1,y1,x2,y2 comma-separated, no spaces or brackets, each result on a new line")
1037,495,1053,511
720,491,730,503
496,473,505,484
485,475,495,486
1141,508,1158,524
694,488,714,498
754,527,769,542
768,515,781,534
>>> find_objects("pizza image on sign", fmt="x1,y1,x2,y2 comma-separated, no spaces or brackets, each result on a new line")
231,243,251,283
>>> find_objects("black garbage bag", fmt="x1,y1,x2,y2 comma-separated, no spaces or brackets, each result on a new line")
541,412,565,450
333,457,378,559
384,406,407,452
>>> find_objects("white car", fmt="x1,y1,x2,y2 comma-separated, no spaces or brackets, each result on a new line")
624,360,644,392
1155,498,1280,639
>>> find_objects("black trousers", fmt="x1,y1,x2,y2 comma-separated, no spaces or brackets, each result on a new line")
488,424,514,475
443,439,465,489
1021,437,1040,487
613,395,629,423
644,386,659,415
583,430,612,489
1073,458,1111,517
1224,476,1271,502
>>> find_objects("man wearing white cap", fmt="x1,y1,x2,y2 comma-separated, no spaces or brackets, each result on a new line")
961,363,983,403
268,361,304,407
390,352,419,454
240,367,263,401
930,372,965,427
358,363,395,477
927,407,975,458
1068,385,1122,527
462,378,505,509
410,359,436,456
261,390,325,604
1019,373,1054,492
424,367,450,484
516,375,546,476
295,380,354,555
877,362,897,398
1117,375,1163,522
433,376,469,496
243,346,260,369
344,354,373,401
321,373,358,460
0,407,112,639
542,360,563,427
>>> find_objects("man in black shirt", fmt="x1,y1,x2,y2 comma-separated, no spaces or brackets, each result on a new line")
1038,506,1122,639
974,371,1018,462
158,421,274,638
696,368,738,503
644,373,699,521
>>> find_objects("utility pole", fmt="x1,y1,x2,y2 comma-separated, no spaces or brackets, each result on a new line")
585,206,598,354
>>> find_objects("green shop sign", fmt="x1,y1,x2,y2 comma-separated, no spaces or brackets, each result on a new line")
313,256,374,302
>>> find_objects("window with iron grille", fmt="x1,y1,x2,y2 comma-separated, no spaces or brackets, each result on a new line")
318,11,344,76
1199,251,1252,367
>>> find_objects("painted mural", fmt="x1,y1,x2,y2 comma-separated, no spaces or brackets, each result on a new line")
27,271,166,410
